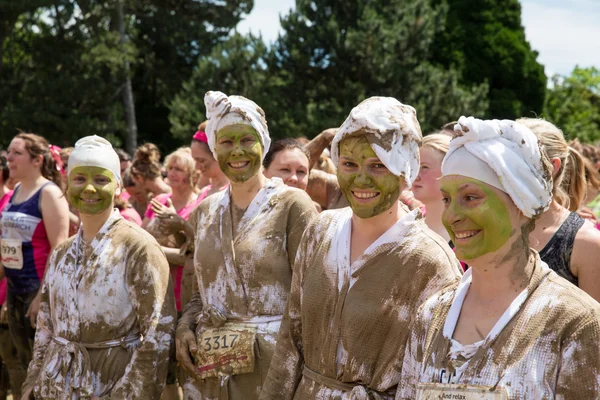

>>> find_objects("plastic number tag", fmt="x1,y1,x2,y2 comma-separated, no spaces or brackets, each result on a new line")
195,324,257,379
1,239,24,270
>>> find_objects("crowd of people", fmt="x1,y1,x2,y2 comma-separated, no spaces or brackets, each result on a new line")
0,90,599,399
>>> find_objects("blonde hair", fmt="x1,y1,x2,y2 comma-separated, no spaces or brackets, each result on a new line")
422,133,451,156
164,147,195,189
517,118,586,211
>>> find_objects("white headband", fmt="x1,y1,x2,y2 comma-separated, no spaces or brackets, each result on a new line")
442,116,552,218
68,135,121,183
331,96,422,187
204,91,271,160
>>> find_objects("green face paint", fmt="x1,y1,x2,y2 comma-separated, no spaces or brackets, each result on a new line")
215,124,263,183
337,136,401,219
440,176,513,261
68,166,117,215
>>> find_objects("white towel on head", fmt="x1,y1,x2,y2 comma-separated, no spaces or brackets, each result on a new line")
442,116,552,218
331,96,422,187
204,91,270,160
68,135,121,183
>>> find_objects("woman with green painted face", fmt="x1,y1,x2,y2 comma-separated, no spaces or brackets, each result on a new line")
260,97,462,400
21,136,177,400
175,92,317,400
398,117,600,400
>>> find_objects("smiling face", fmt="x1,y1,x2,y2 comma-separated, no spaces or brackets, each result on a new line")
264,148,310,190
215,124,263,183
68,166,118,215
440,175,522,261
413,147,444,204
337,136,401,219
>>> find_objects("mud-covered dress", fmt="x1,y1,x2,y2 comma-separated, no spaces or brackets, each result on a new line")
397,252,600,400
22,210,177,399
260,207,463,400
179,178,316,400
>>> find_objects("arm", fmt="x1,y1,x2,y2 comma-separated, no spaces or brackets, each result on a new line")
162,246,186,265
285,192,318,267
110,240,177,399
176,272,203,376
571,225,600,302
306,169,339,210
396,311,425,400
259,226,312,400
555,315,600,398
305,128,337,170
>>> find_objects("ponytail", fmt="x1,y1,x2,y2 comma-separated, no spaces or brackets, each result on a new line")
561,147,587,211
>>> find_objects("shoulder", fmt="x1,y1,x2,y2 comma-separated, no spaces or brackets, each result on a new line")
113,218,163,253
414,284,457,328
403,213,460,266
51,235,77,261
276,184,316,211
154,193,171,203
40,182,65,201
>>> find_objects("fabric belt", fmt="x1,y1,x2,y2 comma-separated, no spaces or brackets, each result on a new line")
302,365,387,400
44,334,141,397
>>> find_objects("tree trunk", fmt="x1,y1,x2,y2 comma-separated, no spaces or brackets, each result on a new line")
116,0,137,155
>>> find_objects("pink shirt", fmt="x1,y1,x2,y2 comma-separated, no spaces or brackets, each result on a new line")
120,207,142,226
145,192,206,311
0,191,13,305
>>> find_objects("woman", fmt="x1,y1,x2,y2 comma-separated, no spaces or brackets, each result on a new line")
122,167,150,218
397,117,600,399
1,133,70,380
518,118,600,302
263,139,311,191
412,133,451,242
190,125,229,196
21,135,176,399
143,147,203,312
131,143,172,197
260,97,462,399
175,91,317,400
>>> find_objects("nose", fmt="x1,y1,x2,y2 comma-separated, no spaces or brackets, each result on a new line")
83,183,97,194
231,143,244,156
442,198,463,227
286,172,299,185
354,169,372,187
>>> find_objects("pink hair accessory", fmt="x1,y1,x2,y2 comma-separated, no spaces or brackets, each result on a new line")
193,131,208,143
49,144,64,173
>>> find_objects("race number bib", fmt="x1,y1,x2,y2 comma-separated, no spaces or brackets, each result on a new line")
1,239,24,270
195,324,257,379
417,383,508,400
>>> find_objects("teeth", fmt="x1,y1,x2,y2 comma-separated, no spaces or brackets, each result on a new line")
230,162,249,168
455,231,479,239
353,192,379,199
82,199,100,204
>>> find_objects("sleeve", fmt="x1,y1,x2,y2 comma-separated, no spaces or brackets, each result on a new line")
555,314,600,399
178,273,203,331
109,236,177,400
260,224,314,400
285,191,318,268
22,251,57,393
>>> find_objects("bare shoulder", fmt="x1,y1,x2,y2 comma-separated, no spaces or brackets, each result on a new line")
573,223,600,262
41,182,65,201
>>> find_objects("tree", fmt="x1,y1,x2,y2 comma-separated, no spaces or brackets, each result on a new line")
169,33,269,141
544,67,600,143
430,0,546,119
262,0,488,137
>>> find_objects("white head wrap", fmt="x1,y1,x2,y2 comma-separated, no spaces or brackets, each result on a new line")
68,135,121,183
441,116,552,218
204,91,271,160
331,96,422,187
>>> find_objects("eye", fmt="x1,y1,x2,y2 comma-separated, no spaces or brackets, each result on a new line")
373,163,387,169
72,176,85,183
95,176,110,185
297,170,307,176
420,165,429,170
279,168,290,172
464,195,479,202
343,161,358,168
242,136,255,144
441,195,450,204
219,139,233,145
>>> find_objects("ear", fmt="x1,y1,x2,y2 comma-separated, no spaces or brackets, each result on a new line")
551,157,561,178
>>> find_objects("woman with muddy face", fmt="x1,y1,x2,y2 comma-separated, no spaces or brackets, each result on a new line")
259,97,462,400
397,117,600,400
21,136,176,400
175,91,316,400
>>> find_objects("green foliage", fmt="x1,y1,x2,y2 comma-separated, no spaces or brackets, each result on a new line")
544,67,600,143
430,0,546,120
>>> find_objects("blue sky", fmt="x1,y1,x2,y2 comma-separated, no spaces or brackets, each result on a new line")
236,0,600,77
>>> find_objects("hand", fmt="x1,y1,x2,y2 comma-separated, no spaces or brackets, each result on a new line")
152,199,185,235
25,292,41,328
321,127,337,143
20,388,33,400
176,325,198,377
0,304,8,325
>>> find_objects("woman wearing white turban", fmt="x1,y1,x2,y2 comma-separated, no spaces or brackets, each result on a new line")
259,97,462,400
21,136,177,399
175,92,316,400
397,117,600,400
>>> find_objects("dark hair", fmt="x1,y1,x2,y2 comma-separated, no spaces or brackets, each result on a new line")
263,139,311,169
0,155,9,183
122,167,136,187
131,143,162,180
14,133,62,187
115,148,131,162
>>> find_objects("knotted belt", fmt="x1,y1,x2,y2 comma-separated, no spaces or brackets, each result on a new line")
44,335,141,397
302,365,390,400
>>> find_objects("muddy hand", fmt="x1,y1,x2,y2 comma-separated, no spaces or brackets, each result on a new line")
25,292,41,328
176,325,199,377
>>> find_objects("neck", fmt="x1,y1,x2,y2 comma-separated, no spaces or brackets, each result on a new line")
351,201,406,240
171,185,194,202
18,174,46,192
210,170,229,190
229,173,266,209
147,178,171,196
80,207,113,242
467,238,533,301
424,199,450,241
